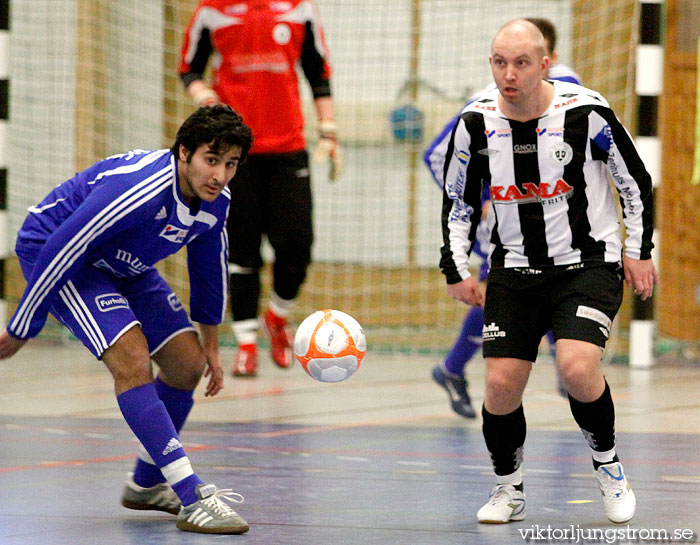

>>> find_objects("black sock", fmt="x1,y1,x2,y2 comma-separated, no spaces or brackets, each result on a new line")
568,380,617,465
482,404,526,478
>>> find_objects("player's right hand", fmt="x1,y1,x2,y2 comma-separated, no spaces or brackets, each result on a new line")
313,120,345,181
446,276,484,307
0,330,27,359
203,353,224,397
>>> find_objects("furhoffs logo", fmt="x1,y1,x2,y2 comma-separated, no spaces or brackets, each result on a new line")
95,293,129,312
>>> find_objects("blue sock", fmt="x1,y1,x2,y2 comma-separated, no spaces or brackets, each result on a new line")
118,383,203,506
444,306,484,376
172,474,205,506
133,377,195,488
546,330,556,359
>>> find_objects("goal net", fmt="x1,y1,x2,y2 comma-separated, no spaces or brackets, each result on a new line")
7,0,637,353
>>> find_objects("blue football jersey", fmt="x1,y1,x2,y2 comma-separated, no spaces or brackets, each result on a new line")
10,149,230,339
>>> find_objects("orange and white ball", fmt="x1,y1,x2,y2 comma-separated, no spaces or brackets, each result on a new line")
293,309,366,383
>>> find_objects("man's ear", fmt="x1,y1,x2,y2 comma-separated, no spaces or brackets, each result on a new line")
541,55,551,73
178,144,190,162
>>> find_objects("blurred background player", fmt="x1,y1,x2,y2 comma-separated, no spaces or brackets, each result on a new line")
179,0,344,377
423,18,581,418
0,106,254,534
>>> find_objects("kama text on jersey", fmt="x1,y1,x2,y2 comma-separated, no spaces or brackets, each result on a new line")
440,81,654,284
10,149,230,339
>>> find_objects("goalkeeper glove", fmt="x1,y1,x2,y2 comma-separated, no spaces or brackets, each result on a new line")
312,120,345,181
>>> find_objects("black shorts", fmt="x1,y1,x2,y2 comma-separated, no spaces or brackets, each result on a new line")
482,264,623,361
227,150,313,269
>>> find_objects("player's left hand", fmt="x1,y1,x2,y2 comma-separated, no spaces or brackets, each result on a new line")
203,353,224,397
313,120,345,181
623,256,658,301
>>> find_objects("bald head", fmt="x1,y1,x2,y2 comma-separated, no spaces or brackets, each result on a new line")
491,19,547,59
489,18,553,115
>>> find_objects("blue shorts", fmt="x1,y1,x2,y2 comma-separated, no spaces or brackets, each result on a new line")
17,250,195,359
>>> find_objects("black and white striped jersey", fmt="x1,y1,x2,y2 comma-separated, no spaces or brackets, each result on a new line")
440,80,654,284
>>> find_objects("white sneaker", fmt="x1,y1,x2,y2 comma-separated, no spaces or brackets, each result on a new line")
595,461,636,523
477,484,526,523
176,484,249,534
121,472,181,515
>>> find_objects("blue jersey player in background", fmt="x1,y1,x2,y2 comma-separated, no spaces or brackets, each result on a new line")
0,105,255,535
424,18,581,418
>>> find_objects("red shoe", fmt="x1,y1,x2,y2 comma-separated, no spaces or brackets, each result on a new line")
263,309,294,368
232,344,258,377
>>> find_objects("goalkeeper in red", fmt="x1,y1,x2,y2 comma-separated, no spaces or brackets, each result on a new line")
439,20,657,524
0,105,254,535
179,0,344,377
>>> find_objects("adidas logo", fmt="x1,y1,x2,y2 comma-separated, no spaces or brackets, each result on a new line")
155,206,167,220
162,437,183,456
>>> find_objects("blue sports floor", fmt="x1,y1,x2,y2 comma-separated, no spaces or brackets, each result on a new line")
1,342,699,544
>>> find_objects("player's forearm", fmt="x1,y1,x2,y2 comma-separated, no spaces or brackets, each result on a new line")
314,96,335,124
198,323,220,359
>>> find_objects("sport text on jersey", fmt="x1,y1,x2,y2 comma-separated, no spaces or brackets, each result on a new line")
490,179,574,205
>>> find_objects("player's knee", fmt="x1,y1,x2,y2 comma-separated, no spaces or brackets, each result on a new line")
485,370,519,402
179,362,206,390
167,347,207,389
103,346,153,389
556,345,601,387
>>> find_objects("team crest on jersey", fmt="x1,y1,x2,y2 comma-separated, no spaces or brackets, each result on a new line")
273,23,291,45
550,142,573,165
160,224,188,243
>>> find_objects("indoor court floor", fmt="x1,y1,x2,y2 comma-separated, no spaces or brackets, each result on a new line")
1,339,699,544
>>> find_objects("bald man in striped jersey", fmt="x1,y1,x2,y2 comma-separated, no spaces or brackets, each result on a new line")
425,17,581,418
439,20,657,525
0,106,254,535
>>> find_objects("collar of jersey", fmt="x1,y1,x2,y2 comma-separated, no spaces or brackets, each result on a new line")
171,154,198,227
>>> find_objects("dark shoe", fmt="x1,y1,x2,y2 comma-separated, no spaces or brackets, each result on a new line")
431,365,476,418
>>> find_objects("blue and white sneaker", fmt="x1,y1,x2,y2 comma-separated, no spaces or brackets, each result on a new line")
431,365,476,418
595,462,636,523
477,484,526,523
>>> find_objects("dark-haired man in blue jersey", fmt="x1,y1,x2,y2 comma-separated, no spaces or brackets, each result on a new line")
0,105,254,535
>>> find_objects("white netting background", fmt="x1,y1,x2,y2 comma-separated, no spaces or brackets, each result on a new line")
7,1,635,353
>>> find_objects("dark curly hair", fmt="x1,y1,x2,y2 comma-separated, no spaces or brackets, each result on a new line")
171,104,253,163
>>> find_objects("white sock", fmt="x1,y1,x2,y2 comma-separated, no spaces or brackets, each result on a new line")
232,318,258,345
269,291,294,318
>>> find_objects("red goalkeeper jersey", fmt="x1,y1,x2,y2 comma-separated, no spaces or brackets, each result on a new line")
179,0,332,155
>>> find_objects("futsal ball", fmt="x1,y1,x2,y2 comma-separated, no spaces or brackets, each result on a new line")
293,309,366,383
